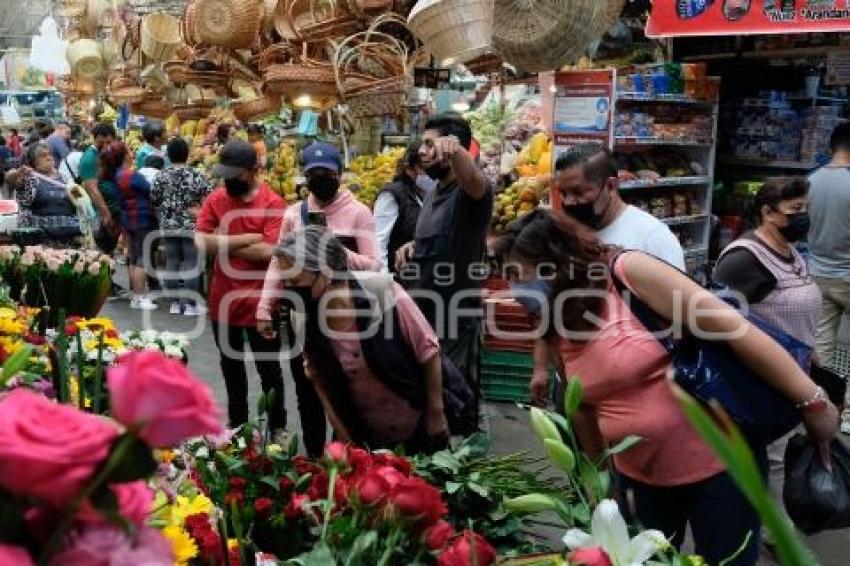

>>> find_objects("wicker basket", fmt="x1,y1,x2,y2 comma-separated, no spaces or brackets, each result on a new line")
492,0,615,73
465,53,504,75
56,75,98,97
345,0,393,21
274,0,300,39
66,39,105,79
232,93,283,121
260,43,338,98
193,0,263,49
346,76,408,117
107,72,146,105
408,0,492,66
163,60,189,86
287,0,360,42
141,13,183,63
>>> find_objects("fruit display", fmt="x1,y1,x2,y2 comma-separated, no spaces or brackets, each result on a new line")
267,141,298,202
124,129,142,154
514,132,553,178
467,102,515,148
348,147,405,208
614,148,704,182
492,176,548,233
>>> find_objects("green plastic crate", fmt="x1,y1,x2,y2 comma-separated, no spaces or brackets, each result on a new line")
480,350,536,403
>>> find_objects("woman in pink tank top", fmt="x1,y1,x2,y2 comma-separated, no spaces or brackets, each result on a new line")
494,209,838,566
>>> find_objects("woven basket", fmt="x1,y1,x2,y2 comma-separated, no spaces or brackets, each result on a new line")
408,0,492,66
260,44,338,98
492,0,616,73
345,0,393,21
233,93,283,121
56,75,98,97
173,100,216,121
465,53,504,75
193,0,263,49
163,60,189,86
141,13,183,63
287,0,360,42
66,39,105,79
346,76,408,117
108,72,146,105
274,0,300,39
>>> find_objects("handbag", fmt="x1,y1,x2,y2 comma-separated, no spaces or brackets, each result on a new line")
610,254,812,444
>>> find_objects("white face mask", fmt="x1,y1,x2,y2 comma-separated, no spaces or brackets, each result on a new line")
415,173,439,194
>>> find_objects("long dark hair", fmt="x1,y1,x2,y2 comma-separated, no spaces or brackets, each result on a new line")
494,209,613,336
99,141,128,181
751,176,809,226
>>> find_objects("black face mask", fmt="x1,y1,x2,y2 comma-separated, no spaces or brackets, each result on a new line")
779,212,811,243
424,162,451,181
308,176,340,202
225,178,253,198
562,185,610,229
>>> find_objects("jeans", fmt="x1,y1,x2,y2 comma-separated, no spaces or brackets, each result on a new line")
616,455,766,566
814,276,850,368
162,236,201,306
212,322,286,431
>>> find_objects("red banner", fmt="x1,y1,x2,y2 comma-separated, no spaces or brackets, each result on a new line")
647,1,850,37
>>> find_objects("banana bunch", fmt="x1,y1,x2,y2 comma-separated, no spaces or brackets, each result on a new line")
267,142,298,202
125,129,143,154
99,103,118,123
165,114,181,136
179,120,197,139
349,147,405,208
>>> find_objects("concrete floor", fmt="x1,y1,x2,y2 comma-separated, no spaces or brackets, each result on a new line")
102,290,849,565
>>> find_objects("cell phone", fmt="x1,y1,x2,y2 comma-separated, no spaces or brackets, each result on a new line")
307,211,327,227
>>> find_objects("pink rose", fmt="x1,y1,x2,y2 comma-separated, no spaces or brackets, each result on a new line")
49,525,172,566
107,350,223,448
78,481,153,526
87,262,102,276
0,544,33,566
0,390,119,506
568,547,614,566
323,441,349,465
424,519,455,550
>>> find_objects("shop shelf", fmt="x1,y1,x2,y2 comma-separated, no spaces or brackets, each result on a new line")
661,214,709,226
616,93,716,105
717,156,819,170
614,137,713,147
619,175,712,190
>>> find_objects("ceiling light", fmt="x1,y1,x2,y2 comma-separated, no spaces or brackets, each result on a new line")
451,100,470,112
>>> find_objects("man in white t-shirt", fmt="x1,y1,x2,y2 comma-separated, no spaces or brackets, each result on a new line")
528,143,685,405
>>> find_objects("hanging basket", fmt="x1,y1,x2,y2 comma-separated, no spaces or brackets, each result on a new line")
141,13,183,63
345,0,394,22
346,76,408,117
56,75,98,97
163,60,190,86
407,0,492,66
260,44,338,98
193,0,263,49
232,92,283,122
131,95,175,120
107,72,146,105
492,0,618,73
287,0,360,42
66,39,105,79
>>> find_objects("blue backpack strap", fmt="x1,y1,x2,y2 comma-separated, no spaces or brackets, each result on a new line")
300,199,308,226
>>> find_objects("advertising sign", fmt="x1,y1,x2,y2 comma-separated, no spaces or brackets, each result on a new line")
647,1,850,37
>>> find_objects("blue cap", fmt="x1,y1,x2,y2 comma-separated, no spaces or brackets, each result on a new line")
302,142,342,173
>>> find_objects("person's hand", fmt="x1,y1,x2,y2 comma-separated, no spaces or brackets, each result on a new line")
530,370,550,408
257,319,277,340
425,408,449,443
802,400,840,471
432,135,462,163
394,241,415,272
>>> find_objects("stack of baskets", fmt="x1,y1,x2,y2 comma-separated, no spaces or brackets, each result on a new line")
259,43,338,101
107,69,146,105
232,85,283,122
407,0,492,66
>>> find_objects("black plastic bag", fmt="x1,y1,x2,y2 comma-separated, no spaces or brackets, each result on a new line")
784,433,850,534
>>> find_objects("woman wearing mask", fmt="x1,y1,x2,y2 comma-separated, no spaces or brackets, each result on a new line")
257,141,379,458
16,142,82,246
713,177,822,526
260,226,454,451
495,209,839,566
373,142,436,273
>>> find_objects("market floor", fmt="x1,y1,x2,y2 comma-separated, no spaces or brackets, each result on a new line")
102,294,850,565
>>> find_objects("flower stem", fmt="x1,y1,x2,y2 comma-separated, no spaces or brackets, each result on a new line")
92,332,105,414
38,431,138,565
320,466,338,542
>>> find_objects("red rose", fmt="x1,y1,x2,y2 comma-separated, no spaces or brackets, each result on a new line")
0,390,119,506
308,471,329,501
323,441,349,465
197,531,222,560
334,476,353,506
107,350,223,448
284,494,309,519
228,545,243,566
229,477,247,491
424,520,455,550
184,513,211,534
348,448,372,473
357,468,391,507
374,465,406,489
23,333,46,346
224,490,245,507
279,476,294,495
254,497,274,517
391,476,447,525
568,547,614,566
105,328,119,340
65,324,78,336
437,531,497,566
293,455,321,476
374,453,413,476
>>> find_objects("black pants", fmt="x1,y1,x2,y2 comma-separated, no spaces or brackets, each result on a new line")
212,322,286,431
285,338,327,458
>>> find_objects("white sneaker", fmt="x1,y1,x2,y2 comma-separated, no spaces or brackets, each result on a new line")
184,304,208,316
130,296,158,311
169,302,182,315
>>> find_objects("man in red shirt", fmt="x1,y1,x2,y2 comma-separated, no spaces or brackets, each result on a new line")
195,140,286,434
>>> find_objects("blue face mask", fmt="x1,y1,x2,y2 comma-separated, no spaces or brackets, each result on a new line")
509,278,552,316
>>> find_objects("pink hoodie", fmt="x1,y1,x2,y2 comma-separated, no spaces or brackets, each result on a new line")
257,189,380,321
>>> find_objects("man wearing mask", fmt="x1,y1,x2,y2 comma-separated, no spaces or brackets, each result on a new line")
256,141,380,457
395,114,492,414
373,142,435,273
194,140,287,438
526,143,684,406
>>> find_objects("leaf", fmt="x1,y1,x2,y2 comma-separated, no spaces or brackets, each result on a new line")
454,432,490,460
344,531,378,566
89,484,119,518
103,434,157,484
563,377,583,418
546,412,572,436
1,344,33,384
572,503,591,525
431,452,461,473
445,481,462,495
303,542,336,565
543,439,575,474
288,432,300,458
260,477,280,493
257,393,268,417
601,436,642,460
468,482,489,499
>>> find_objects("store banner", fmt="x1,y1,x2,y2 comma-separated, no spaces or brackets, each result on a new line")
550,69,615,209
647,1,850,37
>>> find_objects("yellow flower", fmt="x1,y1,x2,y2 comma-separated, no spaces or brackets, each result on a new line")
158,449,176,464
228,539,239,551
162,525,198,565
170,494,214,526
76,317,116,332
0,317,26,335
0,307,17,319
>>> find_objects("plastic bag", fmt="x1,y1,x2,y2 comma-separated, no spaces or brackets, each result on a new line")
783,433,850,534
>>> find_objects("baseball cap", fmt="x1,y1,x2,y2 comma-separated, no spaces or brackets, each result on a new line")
302,142,342,173
212,140,257,179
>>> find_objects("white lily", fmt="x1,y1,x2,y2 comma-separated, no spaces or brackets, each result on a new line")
563,499,667,566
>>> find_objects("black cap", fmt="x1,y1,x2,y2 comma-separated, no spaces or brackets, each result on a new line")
213,140,257,179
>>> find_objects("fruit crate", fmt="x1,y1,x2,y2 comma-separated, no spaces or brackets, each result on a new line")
480,349,555,403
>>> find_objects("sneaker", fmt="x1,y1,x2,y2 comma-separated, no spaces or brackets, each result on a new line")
183,304,208,317
169,302,182,315
130,296,158,311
